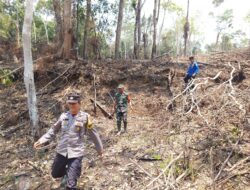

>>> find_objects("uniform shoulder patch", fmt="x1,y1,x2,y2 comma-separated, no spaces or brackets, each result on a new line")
86,114,93,129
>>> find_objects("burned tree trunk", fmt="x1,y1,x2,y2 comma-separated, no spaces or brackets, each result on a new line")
22,0,39,137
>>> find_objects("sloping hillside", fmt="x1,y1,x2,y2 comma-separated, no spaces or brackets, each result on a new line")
0,51,250,189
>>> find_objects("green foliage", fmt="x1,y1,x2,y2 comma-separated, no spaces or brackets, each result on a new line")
216,9,233,32
159,157,183,176
212,0,225,7
0,69,14,86
162,0,183,15
152,154,162,160
131,0,137,9
0,14,11,39
205,43,217,52
36,0,54,14
33,15,55,42
0,0,25,41
244,11,250,24
207,8,247,52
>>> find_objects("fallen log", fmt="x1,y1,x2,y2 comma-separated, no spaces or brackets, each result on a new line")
90,98,113,119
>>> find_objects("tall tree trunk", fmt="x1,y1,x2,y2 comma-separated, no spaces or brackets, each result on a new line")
16,15,20,48
15,21,21,48
134,0,142,59
42,18,49,44
152,0,160,59
16,0,21,48
22,0,39,137
115,0,125,59
33,22,37,43
184,0,190,56
62,0,72,59
137,0,142,59
152,0,157,59
215,31,221,48
133,8,138,59
83,0,91,59
72,0,77,57
158,8,166,55
124,41,127,59
143,33,149,59
53,0,63,47
76,0,79,58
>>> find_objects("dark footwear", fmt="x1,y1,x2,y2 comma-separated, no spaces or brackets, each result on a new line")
60,175,67,188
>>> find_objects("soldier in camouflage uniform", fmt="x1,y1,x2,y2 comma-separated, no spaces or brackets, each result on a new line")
34,93,103,190
113,84,131,135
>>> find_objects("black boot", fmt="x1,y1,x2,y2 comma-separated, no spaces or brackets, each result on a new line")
66,187,77,190
117,121,121,135
123,122,127,133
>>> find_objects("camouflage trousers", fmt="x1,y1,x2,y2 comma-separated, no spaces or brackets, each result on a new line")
116,111,127,132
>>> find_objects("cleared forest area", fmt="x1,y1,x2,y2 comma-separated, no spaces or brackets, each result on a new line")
1,0,250,189
0,48,250,189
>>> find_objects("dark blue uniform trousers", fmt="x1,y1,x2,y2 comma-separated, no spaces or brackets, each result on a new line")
51,153,83,190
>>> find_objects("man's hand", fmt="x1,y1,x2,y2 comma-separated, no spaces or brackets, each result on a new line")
33,141,42,149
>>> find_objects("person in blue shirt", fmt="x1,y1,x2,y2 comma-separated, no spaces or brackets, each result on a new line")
184,56,199,84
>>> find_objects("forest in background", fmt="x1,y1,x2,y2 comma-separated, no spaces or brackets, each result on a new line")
1,0,250,61
0,0,250,189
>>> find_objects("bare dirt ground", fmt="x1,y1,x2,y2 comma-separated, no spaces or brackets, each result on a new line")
0,50,250,190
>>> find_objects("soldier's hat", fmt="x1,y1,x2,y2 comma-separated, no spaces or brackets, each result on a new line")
67,93,81,103
117,84,125,89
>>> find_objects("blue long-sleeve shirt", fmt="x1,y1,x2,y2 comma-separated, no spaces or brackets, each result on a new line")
186,62,199,76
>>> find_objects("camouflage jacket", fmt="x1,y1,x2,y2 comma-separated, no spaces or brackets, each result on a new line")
38,111,103,158
115,92,130,113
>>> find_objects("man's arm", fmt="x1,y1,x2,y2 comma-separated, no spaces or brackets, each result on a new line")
112,96,117,115
193,63,199,76
85,115,103,155
34,114,63,148
127,94,133,110
186,65,191,75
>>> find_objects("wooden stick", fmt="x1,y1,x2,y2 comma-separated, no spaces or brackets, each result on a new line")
210,147,216,190
214,131,243,182
0,66,23,79
145,152,183,189
94,74,97,114
226,156,250,172
129,158,153,177
90,98,113,119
